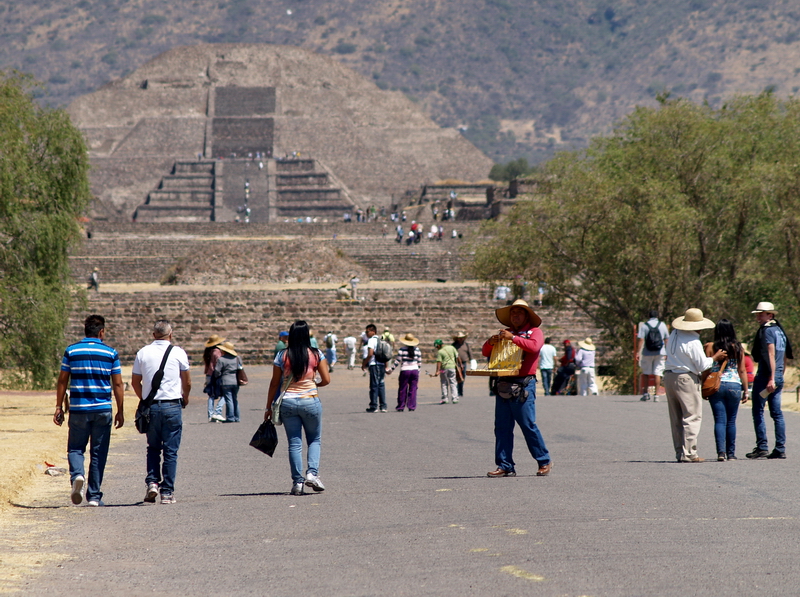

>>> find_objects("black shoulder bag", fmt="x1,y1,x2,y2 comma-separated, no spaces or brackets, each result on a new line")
135,346,174,434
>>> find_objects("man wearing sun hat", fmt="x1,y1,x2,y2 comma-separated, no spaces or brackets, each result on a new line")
575,338,599,396
663,308,727,463
747,302,793,459
482,299,552,477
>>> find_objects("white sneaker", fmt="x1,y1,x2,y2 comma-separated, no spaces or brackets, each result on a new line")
305,473,325,492
160,494,176,504
211,414,226,422
70,475,85,505
144,482,159,503
290,482,304,496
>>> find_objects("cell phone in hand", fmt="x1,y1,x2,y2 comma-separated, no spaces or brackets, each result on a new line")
55,410,65,424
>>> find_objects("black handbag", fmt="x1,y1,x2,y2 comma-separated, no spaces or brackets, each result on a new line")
249,420,278,457
135,346,174,434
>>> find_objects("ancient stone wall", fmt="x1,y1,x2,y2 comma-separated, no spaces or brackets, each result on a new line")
69,287,602,366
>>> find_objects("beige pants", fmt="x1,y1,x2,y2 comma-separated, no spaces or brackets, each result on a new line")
663,371,702,461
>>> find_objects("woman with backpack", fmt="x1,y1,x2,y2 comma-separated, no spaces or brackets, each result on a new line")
703,319,749,461
265,320,331,495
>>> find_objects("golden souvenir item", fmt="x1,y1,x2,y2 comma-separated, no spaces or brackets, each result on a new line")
467,338,521,377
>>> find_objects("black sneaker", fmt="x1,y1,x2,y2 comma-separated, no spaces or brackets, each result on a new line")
766,450,786,459
727,454,738,460
365,407,377,413
717,452,726,462
746,448,770,459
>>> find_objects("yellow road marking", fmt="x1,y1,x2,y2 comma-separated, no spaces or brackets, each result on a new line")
500,565,545,581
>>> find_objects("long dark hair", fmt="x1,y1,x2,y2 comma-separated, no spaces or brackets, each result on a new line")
713,319,742,364
286,320,315,379
203,346,216,367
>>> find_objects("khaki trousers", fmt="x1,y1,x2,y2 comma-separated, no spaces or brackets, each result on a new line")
663,371,702,461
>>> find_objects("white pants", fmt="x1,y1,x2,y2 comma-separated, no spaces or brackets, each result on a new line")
346,348,356,369
440,369,458,402
578,367,598,395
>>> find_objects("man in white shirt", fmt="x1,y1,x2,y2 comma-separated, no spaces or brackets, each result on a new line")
663,308,725,463
636,310,669,401
132,320,191,504
538,337,557,395
343,335,357,369
362,324,387,412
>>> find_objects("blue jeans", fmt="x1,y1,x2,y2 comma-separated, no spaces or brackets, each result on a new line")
281,397,322,485
368,364,386,410
145,401,183,495
540,369,553,395
752,377,785,453
220,384,240,422
494,377,550,472
206,375,224,419
708,381,742,456
67,411,112,502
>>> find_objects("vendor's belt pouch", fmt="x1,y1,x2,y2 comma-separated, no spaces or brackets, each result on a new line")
491,375,533,402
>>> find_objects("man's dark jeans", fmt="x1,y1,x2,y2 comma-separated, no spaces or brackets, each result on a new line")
68,410,112,502
751,377,785,453
145,401,183,495
368,364,387,410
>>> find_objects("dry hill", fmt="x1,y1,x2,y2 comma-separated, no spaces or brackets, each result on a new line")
3,0,800,164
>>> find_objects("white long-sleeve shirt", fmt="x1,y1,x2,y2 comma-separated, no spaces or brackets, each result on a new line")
664,330,713,375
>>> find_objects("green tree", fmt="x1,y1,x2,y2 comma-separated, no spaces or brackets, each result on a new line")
0,71,91,388
471,93,800,389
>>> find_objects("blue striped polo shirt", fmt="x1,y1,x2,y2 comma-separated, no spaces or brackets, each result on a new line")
61,337,121,412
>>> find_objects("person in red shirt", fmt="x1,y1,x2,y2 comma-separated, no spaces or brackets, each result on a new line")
741,342,755,389
482,299,552,478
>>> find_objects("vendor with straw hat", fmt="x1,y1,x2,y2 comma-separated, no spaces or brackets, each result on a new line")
481,299,552,478
663,308,726,463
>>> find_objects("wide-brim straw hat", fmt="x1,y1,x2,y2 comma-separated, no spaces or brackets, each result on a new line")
672,308,715,331
578,337,595,351
452,331,467,339
219,341,237,356
205,334,226,348
399,333,419,346
495,299,542,328
751,301,777,314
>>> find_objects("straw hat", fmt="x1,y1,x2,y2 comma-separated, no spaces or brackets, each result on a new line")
495,299,542,328
399,333,420,346
204,334,226,348
452,330,467,339
672,308,714,331
219,341,237,356
751,301,777,314
741,342,751,356
578,337,595,351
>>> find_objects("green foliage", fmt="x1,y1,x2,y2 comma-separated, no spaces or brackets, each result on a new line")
489,157,534,181
471,93,800,390
0,71,91,389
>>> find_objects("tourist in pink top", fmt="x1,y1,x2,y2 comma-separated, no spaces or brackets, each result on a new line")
482,299,551,478
266,320,330,496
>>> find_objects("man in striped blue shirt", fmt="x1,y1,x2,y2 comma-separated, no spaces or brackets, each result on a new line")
54,315,124,506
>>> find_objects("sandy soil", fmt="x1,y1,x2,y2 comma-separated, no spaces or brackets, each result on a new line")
0,368,140,593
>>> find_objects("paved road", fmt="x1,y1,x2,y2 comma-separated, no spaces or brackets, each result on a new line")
14,366,800,596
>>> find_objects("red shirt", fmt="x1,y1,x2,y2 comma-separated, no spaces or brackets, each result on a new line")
482,324,544,376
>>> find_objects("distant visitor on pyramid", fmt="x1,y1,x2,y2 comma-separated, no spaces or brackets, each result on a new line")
67,43,492,223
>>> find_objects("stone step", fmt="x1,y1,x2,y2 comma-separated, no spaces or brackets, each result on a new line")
147,190,214,203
